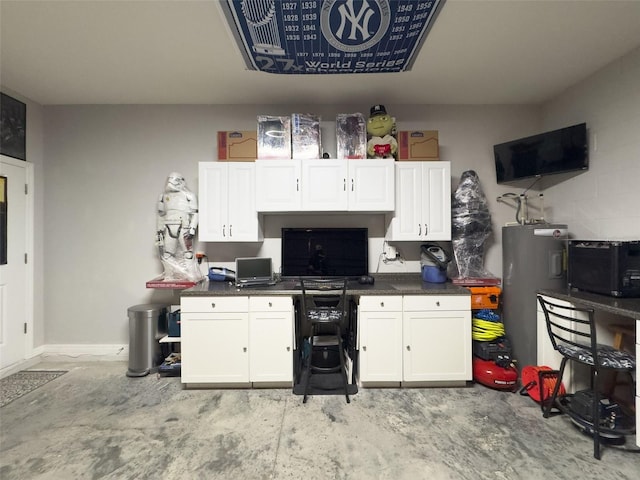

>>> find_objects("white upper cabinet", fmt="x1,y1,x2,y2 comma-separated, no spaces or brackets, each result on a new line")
255,159,302,212
387,161,451,241
255,158,394,212
348,159,395,211
198,162,262,242
301,159,349,211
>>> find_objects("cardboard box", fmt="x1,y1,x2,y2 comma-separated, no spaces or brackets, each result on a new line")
217,131,257,161
398,130,439,161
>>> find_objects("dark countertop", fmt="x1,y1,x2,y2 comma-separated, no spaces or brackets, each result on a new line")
181,273,471,297
538,288,640,319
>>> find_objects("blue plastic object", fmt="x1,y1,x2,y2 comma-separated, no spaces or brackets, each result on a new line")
208,267,230,282
422,265,447,283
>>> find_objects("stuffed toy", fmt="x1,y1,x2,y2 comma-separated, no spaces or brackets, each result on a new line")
366,104,397,159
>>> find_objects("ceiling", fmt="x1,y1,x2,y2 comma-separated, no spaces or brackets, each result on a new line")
1,0,640,106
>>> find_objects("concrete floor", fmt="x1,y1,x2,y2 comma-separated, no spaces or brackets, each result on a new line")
0,361,638,480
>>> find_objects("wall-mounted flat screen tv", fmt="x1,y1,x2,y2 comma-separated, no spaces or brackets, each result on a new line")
281,228,368,278
494,123,588,184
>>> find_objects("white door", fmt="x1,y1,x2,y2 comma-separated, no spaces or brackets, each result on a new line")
388,163,422,240
249,311,293,382
302,159,348,211
181,313,250,383
348,159,395,211
422,161,451,240
198,162,229,241
0,157,27,369
403,310,472,382
255,160,301,211
358,310,403,383
227,163,261,241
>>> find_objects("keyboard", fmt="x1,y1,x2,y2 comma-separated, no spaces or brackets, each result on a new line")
295,280,348,291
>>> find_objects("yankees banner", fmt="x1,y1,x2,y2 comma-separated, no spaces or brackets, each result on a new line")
220,0,444,74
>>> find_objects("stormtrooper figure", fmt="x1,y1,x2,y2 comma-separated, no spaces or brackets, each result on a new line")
156,172,202,282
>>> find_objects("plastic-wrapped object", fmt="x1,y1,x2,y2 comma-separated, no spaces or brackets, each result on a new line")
291,113,321,159
336,113,367,159
451,170,497,281
156,172,203,282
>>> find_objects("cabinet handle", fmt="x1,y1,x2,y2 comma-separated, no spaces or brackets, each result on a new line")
380,302,384,308
362,346,367,351
418,224,421,236
243,347,247,353
436,301,440,307
223,225,226,237
229,225,232,236
406,345,411,351
424,224,428,236
351,178,354,191
287,346,291,351
343,179,346,191
268,302,272,307
296,178,299,191
211,302,216,309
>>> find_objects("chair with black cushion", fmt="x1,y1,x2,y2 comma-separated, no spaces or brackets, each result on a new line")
537,295,636,459
299,277,350,404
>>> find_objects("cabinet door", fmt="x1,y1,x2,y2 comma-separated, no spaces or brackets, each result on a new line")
301,159,348,211
226,163,262,241
348,159,395,211
249,309,293,383
421,161,451,240
255,160,301,211
387,162,451,241
358,309,403,383
388,163,422,240
181,312,249,383
402,308,472,382
198,162,229,241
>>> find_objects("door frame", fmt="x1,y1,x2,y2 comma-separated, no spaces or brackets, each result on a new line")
0,155,36,377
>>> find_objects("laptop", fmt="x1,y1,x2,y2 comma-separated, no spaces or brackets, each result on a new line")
235,257,276,288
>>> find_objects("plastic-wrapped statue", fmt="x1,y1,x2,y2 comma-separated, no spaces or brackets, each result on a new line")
366,104,398,159
156,172,202,282
451,170,496,280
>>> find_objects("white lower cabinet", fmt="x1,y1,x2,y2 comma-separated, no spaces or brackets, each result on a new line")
181,296,250,384
181,296,293,386
358,294,472,385
249,296,294,383
358,296,403,383
402,295,472,383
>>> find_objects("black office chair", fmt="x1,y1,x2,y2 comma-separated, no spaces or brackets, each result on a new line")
299,277,350,404
537,295,636,459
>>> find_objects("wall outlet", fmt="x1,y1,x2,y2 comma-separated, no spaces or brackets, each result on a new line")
384,244,397,259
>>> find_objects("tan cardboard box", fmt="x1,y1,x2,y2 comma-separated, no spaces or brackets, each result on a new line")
398,130,439,161
217,131,257,161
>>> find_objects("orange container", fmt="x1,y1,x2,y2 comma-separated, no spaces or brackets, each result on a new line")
469,286,501,310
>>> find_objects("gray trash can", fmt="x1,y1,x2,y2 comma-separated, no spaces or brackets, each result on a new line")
126,304,169,377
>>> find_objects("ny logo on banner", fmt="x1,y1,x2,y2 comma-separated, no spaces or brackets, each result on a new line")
322,0,390,52
336,0,375,41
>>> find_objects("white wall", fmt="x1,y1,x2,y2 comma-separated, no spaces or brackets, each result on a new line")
541,46,640,239
42,103,538,346
28,46,640,349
